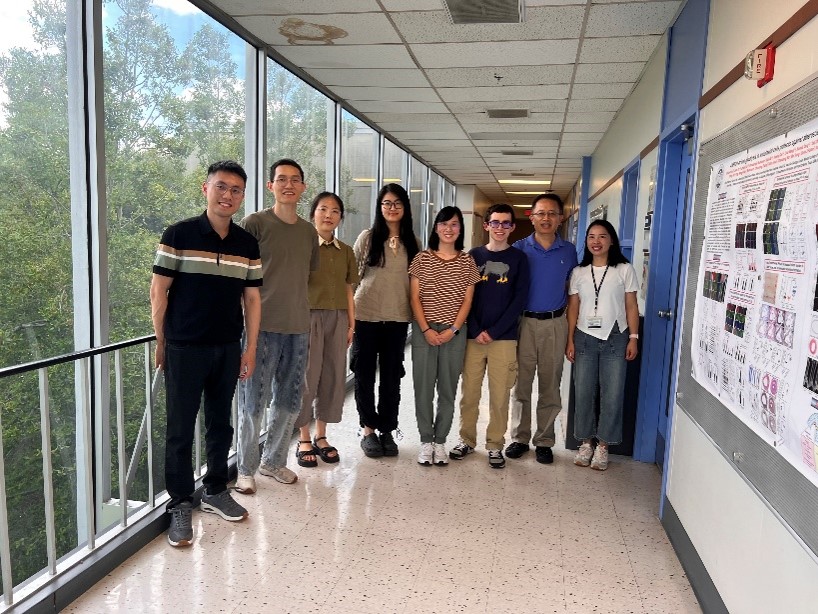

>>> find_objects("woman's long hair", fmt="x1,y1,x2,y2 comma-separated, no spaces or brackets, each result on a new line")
366,183,418,267
579,219,629,267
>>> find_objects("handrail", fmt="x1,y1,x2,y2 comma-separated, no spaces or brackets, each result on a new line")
0,335,155,379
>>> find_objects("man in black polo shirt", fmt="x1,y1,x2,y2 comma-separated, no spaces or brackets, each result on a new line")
150,160,262,547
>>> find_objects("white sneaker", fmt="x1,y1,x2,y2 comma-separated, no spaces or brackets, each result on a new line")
234,474,256,494
417,442,434,466
259,464,298,484
574,442,594,467
433,443,449,466
590,445,609,471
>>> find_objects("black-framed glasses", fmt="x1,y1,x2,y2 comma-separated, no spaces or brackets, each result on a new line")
381,200,404,210
487,220,513,229
209,182,245,198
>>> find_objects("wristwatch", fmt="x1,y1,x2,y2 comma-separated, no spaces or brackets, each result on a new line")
450,326,460,336
629,333,639,339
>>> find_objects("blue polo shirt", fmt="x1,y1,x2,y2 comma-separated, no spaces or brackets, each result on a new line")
513,233,578,312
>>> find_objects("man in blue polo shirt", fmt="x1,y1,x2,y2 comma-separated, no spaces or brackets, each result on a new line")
507,193,577,465
151,160,262,547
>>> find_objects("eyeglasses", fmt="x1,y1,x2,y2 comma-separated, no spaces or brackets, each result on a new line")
209,182,245,198
437,221,461,231
531,211,560,219
487,220,513,229
315,206,341,217
273,177,304,186
381,200,404,210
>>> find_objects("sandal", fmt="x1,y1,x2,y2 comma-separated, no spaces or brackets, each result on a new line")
312,436,340,464
295,440,317,467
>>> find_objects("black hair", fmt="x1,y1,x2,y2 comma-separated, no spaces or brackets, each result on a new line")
367,183,418,267
207,160,247,184
269,158,304,182
579,219,630,267
428,206,465,252
309,191,344,220
485,203,515,221
531,192,563,214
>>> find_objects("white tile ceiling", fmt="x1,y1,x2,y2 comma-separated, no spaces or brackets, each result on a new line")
211,0,681,205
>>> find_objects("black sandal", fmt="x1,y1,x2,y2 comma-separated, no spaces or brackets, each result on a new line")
312,436,340,464
295,440,317,467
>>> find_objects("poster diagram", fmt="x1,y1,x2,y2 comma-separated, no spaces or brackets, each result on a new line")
691,116,818,486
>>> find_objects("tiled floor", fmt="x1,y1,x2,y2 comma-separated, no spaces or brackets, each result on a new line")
67,356,701,614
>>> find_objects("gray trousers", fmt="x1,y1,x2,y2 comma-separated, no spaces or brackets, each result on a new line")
411,321,468,444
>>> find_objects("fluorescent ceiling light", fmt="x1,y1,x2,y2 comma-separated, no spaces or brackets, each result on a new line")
507,191,546,195
512,204,531,208
353,178,375,182
498,179,551,185
410,189,423,193
384,178,403,182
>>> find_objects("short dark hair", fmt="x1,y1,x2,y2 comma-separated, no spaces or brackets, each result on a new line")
531,192,563,214
309,191,344,219
207,160,247,184
269,158,304,182
579,219,630,267
428,206,465,252
485,203,515,221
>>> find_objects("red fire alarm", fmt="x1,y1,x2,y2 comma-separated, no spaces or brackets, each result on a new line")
745,44,775,88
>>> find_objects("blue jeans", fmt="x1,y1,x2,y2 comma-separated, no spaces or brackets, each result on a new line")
237,331,308,474
572,326,629,445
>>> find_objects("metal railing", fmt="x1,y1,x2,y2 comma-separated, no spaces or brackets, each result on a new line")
0,335,200,609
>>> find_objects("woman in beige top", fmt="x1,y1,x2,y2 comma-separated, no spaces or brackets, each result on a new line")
352,183,419,458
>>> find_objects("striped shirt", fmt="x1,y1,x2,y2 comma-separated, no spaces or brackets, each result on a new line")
153,212,262,344
408,250,481,326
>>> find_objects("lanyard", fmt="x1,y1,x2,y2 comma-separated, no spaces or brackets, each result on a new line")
591,265,609,315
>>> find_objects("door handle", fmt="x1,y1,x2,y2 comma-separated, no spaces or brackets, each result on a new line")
657,309,673,319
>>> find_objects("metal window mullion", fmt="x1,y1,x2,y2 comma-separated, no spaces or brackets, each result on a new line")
0,400,13,605
79,357,95,550
245,46,266,215
145,345,155,507
38,367,58,574
114,350,127,527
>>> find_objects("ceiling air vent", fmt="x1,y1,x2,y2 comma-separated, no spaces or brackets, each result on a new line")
501,150,533,156
487,109,529,119
511,172,536,176
443,0,524,24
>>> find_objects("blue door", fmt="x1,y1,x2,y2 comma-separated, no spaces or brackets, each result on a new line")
634,121,696,465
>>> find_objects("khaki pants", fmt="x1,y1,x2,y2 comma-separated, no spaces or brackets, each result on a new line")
510,315,567,447
458,340,518,450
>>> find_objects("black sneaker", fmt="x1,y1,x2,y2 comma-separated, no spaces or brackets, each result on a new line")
201,489,248,521
167,502,193,547
535,446,554,464
379,432,399,456
361,432,384,458
488,449,506,469
449,442,474,459
505,442,530,458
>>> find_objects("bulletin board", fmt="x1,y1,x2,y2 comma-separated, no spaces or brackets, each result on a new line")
677,74,818,557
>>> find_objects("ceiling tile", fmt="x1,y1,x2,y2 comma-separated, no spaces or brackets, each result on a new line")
579,36,661,63
378,122,461,132
391,6,584,43
563,123,613,132
565,111,616,123
585,2,680,37
349,100,449,113
567,98,623,112
448,100,566,114
365,113,457,123
458,115,565,127
571,83,634,98
274,44,416,69
308,68,429,87
574,62,644,84
330,86,441,102
411,40,578,68
438,84,570,103
236,13,399,45
379,0,441,10
214,0,380,16
462,121,564,132
426,65,574,88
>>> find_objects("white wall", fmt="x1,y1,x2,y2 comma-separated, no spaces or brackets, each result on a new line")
455,184,492,250
589,35,667,196
668,2,818,610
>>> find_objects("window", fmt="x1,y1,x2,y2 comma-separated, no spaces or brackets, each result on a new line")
409,157,427,245
382,139,408,189
338,110,378,244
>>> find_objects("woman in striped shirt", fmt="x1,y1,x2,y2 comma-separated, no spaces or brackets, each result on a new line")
409,206,481,467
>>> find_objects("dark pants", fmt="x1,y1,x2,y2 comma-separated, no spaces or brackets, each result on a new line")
350,320,408,433
164,341,240,510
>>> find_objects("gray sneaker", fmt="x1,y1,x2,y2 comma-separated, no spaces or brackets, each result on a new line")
201,489,248,521
167,501,193,547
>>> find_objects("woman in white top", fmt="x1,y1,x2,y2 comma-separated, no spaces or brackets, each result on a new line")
565,220,639,471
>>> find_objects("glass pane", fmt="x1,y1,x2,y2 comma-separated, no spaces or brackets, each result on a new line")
338,110,378,244
267,61,334,214
410,158,427,246
382,139,408,188
103,1,248,343
0,0,72,369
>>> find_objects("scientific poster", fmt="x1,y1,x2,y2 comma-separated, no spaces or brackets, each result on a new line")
691,117,818,486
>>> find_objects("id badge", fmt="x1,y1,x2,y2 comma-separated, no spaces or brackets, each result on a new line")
586,316,602,329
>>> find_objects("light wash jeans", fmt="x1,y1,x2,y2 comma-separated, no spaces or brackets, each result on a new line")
572,325,629,445
237,331,308,475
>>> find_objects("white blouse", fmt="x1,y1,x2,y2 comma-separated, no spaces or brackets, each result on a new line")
568,263,639,340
